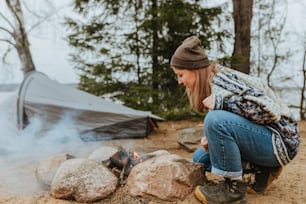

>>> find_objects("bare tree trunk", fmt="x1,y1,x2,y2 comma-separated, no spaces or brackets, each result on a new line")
6,0,35,75
300,50,306,120
151,0,158,103
232,0,253,74
255,0,262,77
266,0,287,88
134,0,141,85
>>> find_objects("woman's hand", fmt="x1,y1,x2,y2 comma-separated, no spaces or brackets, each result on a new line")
202,95,215,110
201,136,209,152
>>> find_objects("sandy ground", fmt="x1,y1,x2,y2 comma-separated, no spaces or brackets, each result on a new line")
0,120,305,204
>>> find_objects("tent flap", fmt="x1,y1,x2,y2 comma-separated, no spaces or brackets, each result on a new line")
80,117,153,141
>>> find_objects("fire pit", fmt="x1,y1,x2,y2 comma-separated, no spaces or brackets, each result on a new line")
102,146,151,185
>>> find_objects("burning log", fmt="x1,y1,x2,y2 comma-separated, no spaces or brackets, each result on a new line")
102,146,152,185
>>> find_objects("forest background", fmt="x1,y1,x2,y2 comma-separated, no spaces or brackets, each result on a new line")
0,0,305,121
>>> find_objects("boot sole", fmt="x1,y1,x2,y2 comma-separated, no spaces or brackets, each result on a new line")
194,186,208,204
247,166,283,194
194,186,247,204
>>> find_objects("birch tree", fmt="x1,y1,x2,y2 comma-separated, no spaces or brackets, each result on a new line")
0,0,35,76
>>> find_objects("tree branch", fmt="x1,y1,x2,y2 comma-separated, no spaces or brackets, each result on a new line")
7,0,66,36
1,45,14,64
0,26,14,37
27,7,64,34
23,0,56,19
22,0,57,33
0,11,15,29
0,38,16,47
266,0,288,87
5,0,24,33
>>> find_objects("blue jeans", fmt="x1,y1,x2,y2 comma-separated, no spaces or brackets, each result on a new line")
193,110,280,178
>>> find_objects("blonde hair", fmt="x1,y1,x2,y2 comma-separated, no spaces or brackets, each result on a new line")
186,61,219,112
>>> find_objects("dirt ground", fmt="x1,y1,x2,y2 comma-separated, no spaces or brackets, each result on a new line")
0,120,305,204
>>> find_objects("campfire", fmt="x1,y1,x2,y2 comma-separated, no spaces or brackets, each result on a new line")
39,145,207,203
102,146,151,185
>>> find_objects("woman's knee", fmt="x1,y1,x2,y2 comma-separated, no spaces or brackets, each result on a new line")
204,110,224,132
204,110,237,141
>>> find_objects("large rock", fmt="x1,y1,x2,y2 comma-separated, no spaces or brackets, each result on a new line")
145,149,170,158
35,153,74,190
176,126,203,152
51,158,118,203
88,146,117,161
126,154,205,201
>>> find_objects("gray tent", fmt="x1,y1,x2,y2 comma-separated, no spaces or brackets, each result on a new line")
17,71,162,140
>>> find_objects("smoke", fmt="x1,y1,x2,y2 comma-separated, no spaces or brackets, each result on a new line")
0,92,100,196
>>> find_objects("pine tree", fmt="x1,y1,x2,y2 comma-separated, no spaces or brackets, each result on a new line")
66,0,226,118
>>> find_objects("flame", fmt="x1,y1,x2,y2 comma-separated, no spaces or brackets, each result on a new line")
133,151,144,163
133,151,140,160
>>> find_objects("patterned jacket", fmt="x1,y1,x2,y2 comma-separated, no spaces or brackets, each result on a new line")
211,65,300,166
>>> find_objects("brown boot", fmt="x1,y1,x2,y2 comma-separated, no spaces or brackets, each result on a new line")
194,178,247,204
245,166,283,194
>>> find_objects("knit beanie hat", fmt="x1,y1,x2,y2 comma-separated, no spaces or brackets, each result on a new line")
170,36,210,69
